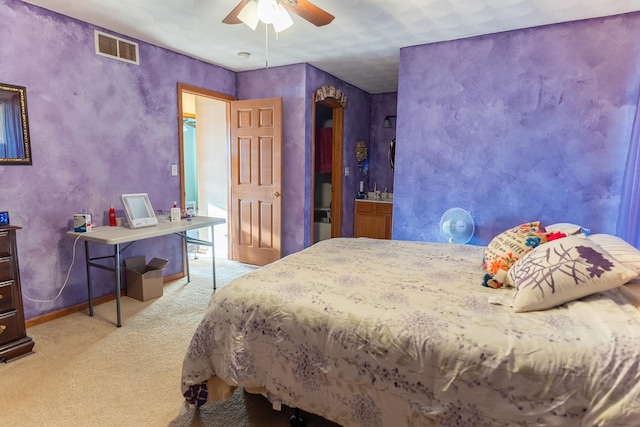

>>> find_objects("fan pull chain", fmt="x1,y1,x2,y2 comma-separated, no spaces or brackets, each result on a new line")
265,24,269,68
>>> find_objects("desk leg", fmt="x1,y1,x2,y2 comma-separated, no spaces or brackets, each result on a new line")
184,232,191,284
211,225,216,291
85,241,94,317
114,243,122,328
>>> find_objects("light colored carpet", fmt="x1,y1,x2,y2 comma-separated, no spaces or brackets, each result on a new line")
0,257,340,427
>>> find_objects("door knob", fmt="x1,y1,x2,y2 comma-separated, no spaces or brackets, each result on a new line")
271,191,281,197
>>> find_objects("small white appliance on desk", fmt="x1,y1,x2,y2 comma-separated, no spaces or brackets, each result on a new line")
121,193,158,229
73,212,92,232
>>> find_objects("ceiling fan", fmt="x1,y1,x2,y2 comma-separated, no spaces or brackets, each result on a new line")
223,0,335,28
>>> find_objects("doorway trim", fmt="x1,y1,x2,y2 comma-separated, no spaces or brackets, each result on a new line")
177,83,236,272
177,83,235,205
310,93,344,244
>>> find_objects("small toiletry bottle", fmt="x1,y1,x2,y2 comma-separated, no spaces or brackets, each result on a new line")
109,203,116,226
170,201,181,222
357,180,366,199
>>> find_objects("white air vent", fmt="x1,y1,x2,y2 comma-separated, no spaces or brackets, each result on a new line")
94,30,139,65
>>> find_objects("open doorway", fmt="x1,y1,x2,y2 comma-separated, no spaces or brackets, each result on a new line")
313,103,333,243
178,83,235,262
178,84,283,268
311,95,344,244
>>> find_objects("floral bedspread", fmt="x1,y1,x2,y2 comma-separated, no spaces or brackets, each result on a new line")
181,238,640,426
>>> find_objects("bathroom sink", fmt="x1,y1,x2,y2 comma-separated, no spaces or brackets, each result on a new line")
365,192,393,201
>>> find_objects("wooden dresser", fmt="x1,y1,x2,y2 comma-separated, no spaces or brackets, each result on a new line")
0,226,34,362
354,200,393,240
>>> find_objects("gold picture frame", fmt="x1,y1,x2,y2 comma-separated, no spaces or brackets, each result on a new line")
0,83,32,165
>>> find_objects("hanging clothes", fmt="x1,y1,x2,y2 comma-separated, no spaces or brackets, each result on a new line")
316,127,332,173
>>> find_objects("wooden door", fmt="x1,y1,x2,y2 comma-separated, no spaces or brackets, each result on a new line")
229,97,283,265
329,107,343,238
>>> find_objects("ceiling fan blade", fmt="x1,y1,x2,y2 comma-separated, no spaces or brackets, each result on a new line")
281,0,335,27
222,0,250,24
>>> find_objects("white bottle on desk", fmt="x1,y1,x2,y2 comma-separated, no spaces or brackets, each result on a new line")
170,201,181,222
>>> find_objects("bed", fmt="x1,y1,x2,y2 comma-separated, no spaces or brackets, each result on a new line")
180,237,640,426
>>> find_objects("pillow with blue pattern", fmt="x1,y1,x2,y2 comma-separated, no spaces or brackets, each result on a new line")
483,221,548,289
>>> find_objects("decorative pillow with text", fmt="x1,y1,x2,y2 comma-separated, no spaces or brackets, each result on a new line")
483,222,548,289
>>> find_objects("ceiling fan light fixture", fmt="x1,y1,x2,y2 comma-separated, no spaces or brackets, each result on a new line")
257,0,277,24
272,4,293,33
224,0,334,29
238,0,259,30
239,0,293,32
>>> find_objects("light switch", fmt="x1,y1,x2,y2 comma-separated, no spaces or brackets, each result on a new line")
345,167,350,176
171,164,178,176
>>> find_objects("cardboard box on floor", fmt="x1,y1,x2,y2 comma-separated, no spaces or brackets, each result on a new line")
124,256,169,301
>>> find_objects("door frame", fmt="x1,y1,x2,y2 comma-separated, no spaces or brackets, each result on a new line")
177,83,236,271
310,94,344,244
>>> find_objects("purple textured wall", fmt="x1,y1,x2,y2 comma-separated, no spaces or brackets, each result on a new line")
369,92,398,194
0,0,236,319
237,64,307,256
393,13,640,245
11,0,637,322
306,65,371,240
237,64,371,253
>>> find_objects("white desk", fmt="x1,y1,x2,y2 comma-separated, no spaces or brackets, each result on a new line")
66,216,226,327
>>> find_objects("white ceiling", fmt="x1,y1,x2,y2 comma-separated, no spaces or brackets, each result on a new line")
21,0,640,94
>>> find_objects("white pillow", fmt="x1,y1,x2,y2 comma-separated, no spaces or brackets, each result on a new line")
545,223,589,236
588,234,640,274
508,236,637,312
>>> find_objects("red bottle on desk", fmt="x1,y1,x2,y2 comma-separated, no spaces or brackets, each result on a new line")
109,203,116,226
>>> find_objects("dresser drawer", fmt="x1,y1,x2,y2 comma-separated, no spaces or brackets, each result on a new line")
0,257,15,282
0,311,20,346
373,203,392,214
0,281,14,313
355,201,392,214
355,201,374,213
0,231,10,257
0,257,14,282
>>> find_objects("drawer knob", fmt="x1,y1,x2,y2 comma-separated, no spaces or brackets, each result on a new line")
0,325,5,335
